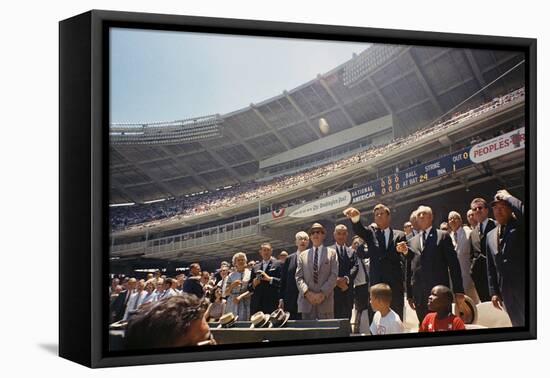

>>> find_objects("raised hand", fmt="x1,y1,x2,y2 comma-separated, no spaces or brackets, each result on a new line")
494,189,512,202
491,295,504,310
343,207,360,219
396,241,409,254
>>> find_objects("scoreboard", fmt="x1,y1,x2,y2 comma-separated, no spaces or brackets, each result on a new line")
350,147,475,204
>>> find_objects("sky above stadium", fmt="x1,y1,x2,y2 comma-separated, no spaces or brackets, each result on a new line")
110,28,370,124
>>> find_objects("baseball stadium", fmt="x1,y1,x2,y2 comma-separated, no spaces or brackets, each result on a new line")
108,37,526,346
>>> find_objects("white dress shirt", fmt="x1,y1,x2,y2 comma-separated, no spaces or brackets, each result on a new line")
381,228,390,249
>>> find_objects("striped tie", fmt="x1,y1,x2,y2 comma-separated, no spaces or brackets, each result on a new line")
313,247,319,284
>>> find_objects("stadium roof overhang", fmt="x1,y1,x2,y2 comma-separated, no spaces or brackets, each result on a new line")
110,45,525,204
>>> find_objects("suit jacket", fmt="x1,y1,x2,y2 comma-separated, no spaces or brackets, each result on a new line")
330,244,359,289
406,227,464,302
295,245,338,314
469,218,496,301
352,221,407,288
182,277,204,298
280,251,300,314
486,195,525,307
470,218,496,260
452,226,473,286
110,289,132,322
248,257,282,314
354,246,370,287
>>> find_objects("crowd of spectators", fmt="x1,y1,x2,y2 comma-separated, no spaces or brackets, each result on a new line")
111,187,525,349
110,87,524,231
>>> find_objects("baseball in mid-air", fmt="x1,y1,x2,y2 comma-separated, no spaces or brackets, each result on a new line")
319,118,330,134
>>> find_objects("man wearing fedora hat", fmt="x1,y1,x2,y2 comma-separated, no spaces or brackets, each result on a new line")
295,222,338,320
486,189,525,327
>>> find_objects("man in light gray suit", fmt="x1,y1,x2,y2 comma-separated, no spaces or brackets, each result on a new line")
296,222,338,319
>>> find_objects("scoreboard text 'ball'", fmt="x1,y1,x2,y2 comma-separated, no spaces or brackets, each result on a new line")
319,118,330,134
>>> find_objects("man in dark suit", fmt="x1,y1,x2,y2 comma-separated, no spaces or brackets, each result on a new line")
182,263,205,298
404,205,465,324
469,197,495,302
344,204,408,320
249,242,282,314
280,231,309,320
213,261,230,285
330,224,359,320
110,277,136,323
351,235,370,333
486,190,525,327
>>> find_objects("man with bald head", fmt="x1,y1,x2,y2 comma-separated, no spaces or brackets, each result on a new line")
404,205,465,324
330,224,359,320
280,231,310,320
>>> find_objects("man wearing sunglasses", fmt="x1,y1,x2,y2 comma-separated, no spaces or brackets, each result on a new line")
295,223,338,320
469,197,495,302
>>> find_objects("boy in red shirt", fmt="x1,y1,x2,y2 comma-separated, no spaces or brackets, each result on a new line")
419,285,466,332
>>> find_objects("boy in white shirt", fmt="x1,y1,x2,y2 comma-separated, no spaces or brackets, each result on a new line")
369,283,405,335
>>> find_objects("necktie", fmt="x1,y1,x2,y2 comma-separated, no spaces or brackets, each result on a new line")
376,229,385,250
479,223,484,236
313,248,319,284
422,231,428,249
498,225,506,253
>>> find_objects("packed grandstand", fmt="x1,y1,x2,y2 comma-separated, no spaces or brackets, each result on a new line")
110,87,524,232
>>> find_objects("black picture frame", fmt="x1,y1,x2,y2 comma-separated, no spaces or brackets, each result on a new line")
59,9,537,368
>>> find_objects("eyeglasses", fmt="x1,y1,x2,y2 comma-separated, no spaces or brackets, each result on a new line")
471,206,486,211
296,237,309,241
310,230,324,235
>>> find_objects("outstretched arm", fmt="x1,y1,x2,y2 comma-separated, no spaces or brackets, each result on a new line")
343,207,375,256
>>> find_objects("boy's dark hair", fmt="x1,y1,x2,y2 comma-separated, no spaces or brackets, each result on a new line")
164,277,174,286
438,285,454,304
125,294,208,349
370,283,393,303
433,285,454,312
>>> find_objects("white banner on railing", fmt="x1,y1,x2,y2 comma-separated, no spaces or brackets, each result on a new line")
289,191,352,218
469,127,525,163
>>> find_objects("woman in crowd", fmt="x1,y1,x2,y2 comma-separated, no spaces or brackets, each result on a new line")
205,286,226,322
140,279,158,307
224,252,252,321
